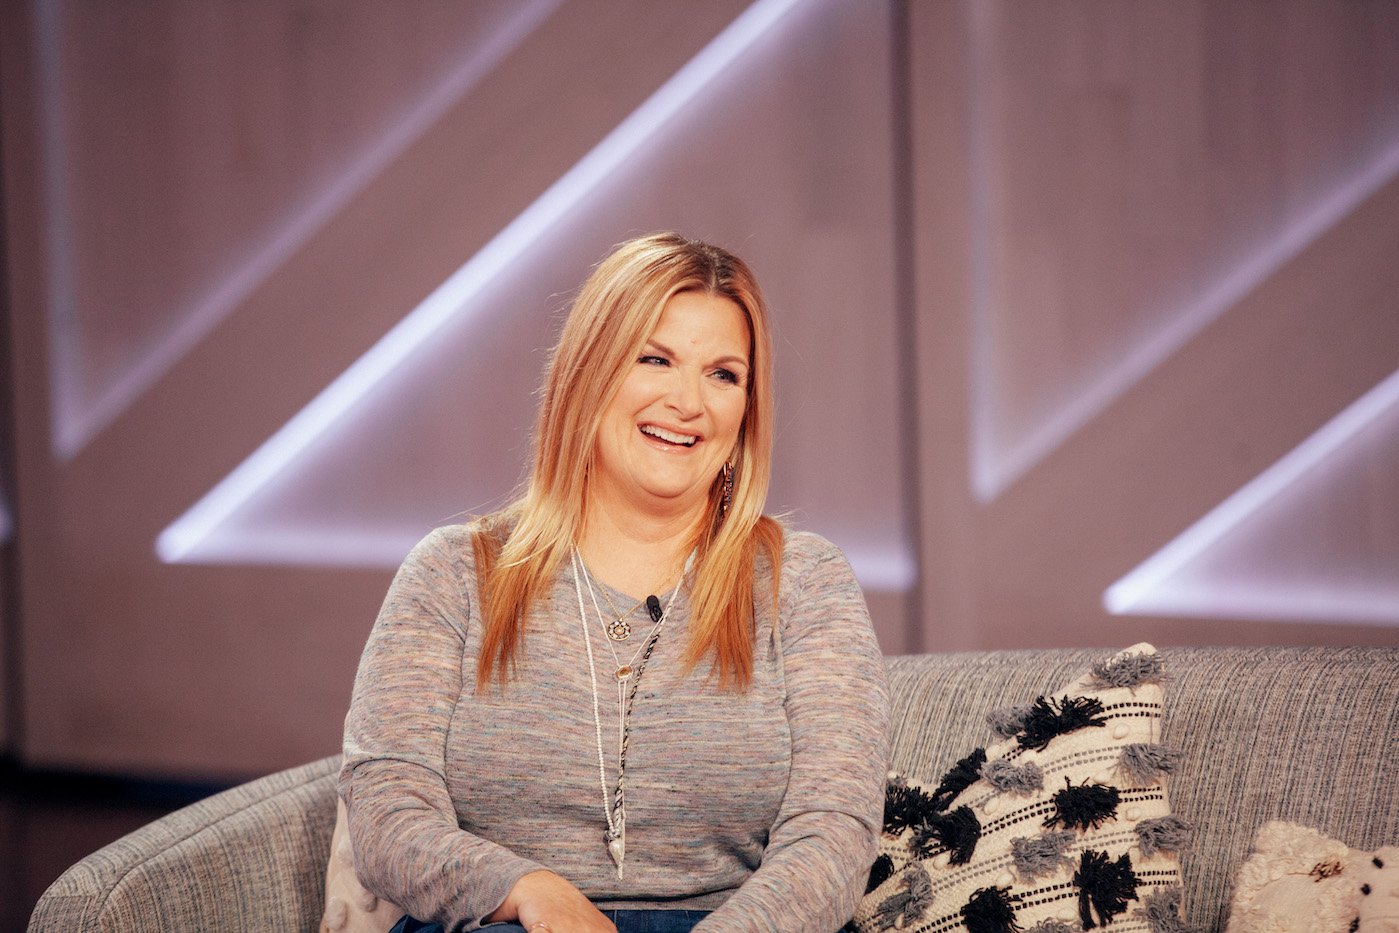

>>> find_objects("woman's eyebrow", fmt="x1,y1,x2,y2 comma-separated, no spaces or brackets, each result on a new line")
645,339,749,370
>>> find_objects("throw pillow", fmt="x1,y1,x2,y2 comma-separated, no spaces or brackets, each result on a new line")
1226,820,1398,933
1356,846,1399,933
853,643,1190,933
320,798,405,933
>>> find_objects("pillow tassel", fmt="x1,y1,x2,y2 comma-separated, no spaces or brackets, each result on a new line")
1134,815,1192,856
1045,777,1121,832
931,748,988,811
1134,885,1192,933
961,886,1022,933
987,704,1031,739
983,758,1045,795
871,862,933,931
865,853,895,894
1018,696,1107,751
1074,849,1140,929
1117,743,1183,787
912,804,982,865
884,780,942,836
1086,651,1163,689
1010,830,1077,882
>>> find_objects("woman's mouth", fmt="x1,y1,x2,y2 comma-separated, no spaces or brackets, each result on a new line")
639,424,698,447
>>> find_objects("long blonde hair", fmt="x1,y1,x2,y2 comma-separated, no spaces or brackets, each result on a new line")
473,232,782,690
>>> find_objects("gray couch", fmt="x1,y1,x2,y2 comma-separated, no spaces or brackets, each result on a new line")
28,645,1399,932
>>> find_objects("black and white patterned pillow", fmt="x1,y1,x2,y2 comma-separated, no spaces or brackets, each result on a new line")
853,644,1191,933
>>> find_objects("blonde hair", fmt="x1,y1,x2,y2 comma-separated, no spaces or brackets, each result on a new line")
473,232,782,690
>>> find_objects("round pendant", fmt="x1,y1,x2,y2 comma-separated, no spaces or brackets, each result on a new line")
607,618,632,641
615,664,634,682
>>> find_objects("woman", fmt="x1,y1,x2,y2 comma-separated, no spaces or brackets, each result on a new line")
340,233,891,933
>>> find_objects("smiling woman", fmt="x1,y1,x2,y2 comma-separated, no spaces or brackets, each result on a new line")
590,291,751,556
337,233,891,933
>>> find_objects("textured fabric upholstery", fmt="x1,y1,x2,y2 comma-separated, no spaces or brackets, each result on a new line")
29,647,1399,932
28,755,339,932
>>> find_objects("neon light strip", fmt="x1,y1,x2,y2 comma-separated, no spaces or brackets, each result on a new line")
186,525,916,591
1104,366,1399,616
157,0,810,563
44,0,562,459
1113,585,1399,625
35,0,79,454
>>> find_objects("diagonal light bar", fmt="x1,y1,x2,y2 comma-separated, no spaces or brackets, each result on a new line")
47,0,563,459
1104,366,1399,615
157,0,810,563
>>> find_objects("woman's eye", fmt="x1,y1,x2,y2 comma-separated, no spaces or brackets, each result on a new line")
712,368,741,385
638,354,669,366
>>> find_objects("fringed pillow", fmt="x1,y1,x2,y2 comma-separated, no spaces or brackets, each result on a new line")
853,643,1192,933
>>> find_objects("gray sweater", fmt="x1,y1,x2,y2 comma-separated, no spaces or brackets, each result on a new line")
340,524,891,932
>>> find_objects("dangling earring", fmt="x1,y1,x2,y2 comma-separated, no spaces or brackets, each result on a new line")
720,462,735,517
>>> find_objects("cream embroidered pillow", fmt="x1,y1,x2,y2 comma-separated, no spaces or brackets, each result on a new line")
320,798,404,933
853,644,1190,933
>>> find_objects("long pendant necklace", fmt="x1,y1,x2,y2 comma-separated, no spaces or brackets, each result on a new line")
570,550,681,880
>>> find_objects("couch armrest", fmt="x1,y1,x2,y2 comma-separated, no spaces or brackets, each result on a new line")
28,755,340,932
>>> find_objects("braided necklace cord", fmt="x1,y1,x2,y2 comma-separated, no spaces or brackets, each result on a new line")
610,615,665,834
570,550,682,879
581,566,659,773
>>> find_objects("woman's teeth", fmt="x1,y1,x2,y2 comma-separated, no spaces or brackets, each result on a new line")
640,425,698,447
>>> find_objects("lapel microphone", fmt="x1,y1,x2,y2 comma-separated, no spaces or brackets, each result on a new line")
646,595,663,623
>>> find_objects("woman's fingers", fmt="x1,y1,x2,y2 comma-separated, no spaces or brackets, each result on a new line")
498,871,616,933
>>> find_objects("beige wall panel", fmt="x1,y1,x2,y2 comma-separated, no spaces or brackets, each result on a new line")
910,0,1399,652
41,0,563,455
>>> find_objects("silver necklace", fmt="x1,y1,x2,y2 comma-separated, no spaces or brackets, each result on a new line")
596,586,646,642
579,561,665,684
570,550,681,880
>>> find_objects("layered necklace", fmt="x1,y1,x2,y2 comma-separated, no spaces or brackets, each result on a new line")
570,550,683,880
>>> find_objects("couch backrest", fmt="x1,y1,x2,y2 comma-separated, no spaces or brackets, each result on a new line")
884,645,1399,933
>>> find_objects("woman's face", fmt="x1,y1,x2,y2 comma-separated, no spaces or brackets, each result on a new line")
591,289,751,522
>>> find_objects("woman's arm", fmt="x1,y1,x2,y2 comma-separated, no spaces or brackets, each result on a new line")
695,537,892,932
339,528,550,929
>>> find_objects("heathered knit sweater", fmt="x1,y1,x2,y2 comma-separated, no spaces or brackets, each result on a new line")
339,524,891,933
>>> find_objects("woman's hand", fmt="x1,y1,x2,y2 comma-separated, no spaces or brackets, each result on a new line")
487,870,616,933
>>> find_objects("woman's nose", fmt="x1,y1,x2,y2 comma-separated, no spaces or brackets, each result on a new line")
665,370,704,417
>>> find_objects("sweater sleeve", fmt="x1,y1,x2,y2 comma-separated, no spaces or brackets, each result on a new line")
338,527,544,931
695,537,892,933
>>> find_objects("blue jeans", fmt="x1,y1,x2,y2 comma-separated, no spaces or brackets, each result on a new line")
391,909,711,933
